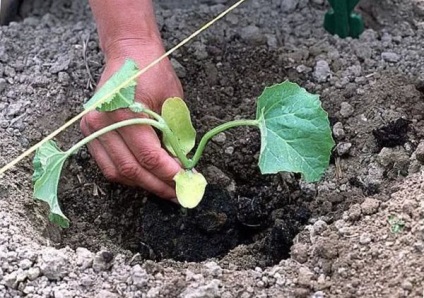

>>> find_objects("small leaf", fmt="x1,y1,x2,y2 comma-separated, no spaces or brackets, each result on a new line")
83,59,139,112
256,81,334,182
33,140,69,228
161,97,196,156
174,170,207,208
129,102,146,113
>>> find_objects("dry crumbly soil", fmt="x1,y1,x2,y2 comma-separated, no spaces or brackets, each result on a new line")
0,0,424,297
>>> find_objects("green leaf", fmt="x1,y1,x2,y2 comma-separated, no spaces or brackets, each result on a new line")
33,140,70,228
174,170,207,208
83,59,139,112
388,215,405,234
161,97,196,156
256,81,334,182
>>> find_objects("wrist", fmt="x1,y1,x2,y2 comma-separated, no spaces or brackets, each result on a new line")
89,0,163,61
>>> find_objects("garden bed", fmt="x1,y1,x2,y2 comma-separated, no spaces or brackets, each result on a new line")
0,0,423,297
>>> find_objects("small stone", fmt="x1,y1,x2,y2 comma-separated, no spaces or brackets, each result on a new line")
23,285,35,295
415,78,424,93
312,291,326,298
225,146,234,155
414,0,424,16
180,279,221,298
348,204,362,221
296,65,312,73
266,34,278,49
377,147,409,170
18,259,32,270
336,142,352,156
147,287,161,298
281,0,298,12
95,290,119,298
402,199,416,216
4,66,16,78
203,261,222,277
204,165,232,187
191,42,208,60
171,58,186,78
4,271,18,289
401,281,413,291
413,141,424,163
93,250,114,272
76,247,94,270
340,102,354,118
361,198,380,215
314,238,338,259
80,274,95,287
293,288,310,298
291,243,309,263
359,233,372,245
58,72,70,85
312,220,328,235
226,14,239,26
6,102,23,117
131,265,148,288
27,267,41,280
314,275,329,291
413,241,424,253
50,55,71,74
381,52,400,63
359,29,378,42
353,43,372,60
240,25,266,46
53,289,73,298
313,60,331,83
297,267,314,287
212,132,226,144
39,248,68,281
0,78,6,93
332,122,345,140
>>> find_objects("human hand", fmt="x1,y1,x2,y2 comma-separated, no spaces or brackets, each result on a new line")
80,39,184,199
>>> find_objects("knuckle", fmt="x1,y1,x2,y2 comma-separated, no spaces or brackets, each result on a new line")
112,109,132,123
118,162,141,180
84,112,105,132
80,118,90,136
137,149,162,171
139,93,159,112
102,167,119,182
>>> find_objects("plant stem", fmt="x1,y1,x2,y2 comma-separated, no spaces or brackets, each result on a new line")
65,118,164,157
189,119,259,168
64,118,192,169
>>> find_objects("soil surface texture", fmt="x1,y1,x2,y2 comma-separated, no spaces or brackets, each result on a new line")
1,0,424,297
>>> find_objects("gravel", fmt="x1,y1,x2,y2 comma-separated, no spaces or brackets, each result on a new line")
1,0,424,297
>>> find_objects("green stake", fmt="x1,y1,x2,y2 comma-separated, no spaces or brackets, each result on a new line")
324,0,364,38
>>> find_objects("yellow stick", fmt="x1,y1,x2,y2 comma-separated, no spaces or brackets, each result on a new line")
0,0,247,175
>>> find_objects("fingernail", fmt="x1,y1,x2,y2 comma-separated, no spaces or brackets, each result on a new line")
169,198,179,205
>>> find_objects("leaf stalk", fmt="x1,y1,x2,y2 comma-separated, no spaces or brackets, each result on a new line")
189,119,259,168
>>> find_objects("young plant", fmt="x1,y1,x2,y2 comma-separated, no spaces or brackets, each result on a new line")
33,60,335,228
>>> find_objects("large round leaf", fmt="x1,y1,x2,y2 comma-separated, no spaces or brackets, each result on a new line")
256,81,334,182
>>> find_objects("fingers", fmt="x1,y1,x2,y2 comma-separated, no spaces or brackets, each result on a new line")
85,138,135,187
95,129,176,198
108,110,181,183
81,112,177,199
